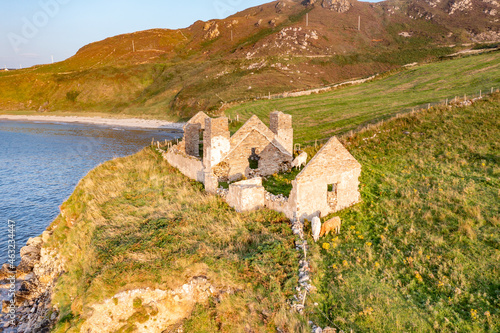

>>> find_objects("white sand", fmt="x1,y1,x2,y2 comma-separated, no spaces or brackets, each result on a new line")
0,114,185,130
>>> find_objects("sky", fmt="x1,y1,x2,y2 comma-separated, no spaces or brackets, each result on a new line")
0,0,377,69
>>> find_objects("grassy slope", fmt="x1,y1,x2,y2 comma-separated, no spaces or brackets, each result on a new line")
225,51,500,144
307,95,500,332
41,95,499,332
47,148,306,332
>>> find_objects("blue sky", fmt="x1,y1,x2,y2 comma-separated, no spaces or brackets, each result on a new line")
0,0,378,69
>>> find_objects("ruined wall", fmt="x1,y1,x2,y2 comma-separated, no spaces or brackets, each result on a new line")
264,192,293,219
270,111,293,154
184,123,201,157
289,137,362,221
335,168,361,211
185,111,210,130
203,117,230,169
292,168,361,221
226,178,265,212
258,142,292,175
164,148,204,183
221,130,291,181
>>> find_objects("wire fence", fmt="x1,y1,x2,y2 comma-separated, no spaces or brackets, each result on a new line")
302,86,500,147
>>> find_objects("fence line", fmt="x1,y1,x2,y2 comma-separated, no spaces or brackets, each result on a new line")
303,87,500,147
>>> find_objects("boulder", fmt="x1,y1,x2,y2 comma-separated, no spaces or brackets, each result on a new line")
41,231,52,244
322,0,351,13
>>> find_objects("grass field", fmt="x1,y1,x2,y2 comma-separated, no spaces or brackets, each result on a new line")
305,94,500,332
43,94,499,332
225,52,500,144
47,148,307,332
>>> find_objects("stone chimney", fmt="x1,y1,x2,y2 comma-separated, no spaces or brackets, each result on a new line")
203,117,230,169
270,111,293,154
184,123,201,157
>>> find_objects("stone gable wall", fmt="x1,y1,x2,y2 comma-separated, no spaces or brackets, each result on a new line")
258,141,293,175
221,130,290,181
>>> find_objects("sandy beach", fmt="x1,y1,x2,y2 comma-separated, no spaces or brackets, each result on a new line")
0,114,185,130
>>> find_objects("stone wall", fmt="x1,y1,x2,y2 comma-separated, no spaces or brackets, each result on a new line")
226,178,265,212
264,192,293,218
270,111,293,154
221,131,291,181
184,123,201,157
164,148,205,183
185,111,210,130
203,117,230,169
291,137,361,221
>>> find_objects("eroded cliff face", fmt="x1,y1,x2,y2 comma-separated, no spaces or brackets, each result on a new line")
0,233,236,333
80,277,234,333
0,232,65,333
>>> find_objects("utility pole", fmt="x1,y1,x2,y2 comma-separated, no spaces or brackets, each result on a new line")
51,55,54,64
306,13,309,27
358,16,361,31
132,40,135,52
231,29,233,42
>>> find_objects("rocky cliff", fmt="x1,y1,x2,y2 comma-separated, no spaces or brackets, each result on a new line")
0,232,64,333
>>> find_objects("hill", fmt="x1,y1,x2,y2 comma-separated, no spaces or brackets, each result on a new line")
225,50,500,144
0,0,498,119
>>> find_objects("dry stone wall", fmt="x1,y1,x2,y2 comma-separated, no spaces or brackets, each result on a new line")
184,123,201,157
164,148,204,183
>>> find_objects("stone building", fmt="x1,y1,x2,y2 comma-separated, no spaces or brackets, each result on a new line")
166,111,294,188
287,136,361,221
164,112,361,222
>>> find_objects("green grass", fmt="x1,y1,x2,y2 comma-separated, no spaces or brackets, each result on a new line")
225,52,500,144
47,148,307,332
262,168,301,197
306,95,500,332
44,94,499,332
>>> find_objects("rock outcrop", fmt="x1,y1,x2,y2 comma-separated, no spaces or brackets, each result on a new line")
80,277,233,333
0,232,65,333
203,21,220,40
322,0,352,12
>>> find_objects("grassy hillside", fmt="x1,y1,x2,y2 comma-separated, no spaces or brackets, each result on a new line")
307,94,500,332
46,148,306,332
40,93,499,332
225,51,500,144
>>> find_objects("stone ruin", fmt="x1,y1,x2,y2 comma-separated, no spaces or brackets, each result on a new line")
164,111,361,222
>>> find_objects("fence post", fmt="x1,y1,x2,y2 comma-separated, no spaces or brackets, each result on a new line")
480,90,482,98
445,98,448,106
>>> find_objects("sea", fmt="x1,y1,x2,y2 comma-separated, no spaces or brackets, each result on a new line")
0,120,182,266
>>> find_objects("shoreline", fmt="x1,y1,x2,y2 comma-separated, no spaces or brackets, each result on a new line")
0,114,185,130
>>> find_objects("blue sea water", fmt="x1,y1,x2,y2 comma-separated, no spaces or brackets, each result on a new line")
0,120,182,265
